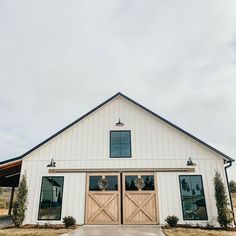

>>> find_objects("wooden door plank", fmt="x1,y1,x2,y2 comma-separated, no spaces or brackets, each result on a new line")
85,172,120,225
122,172,159,225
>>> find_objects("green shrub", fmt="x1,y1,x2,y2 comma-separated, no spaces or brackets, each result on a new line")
205,223,215,230
63,216,76,228
214,171,233,228
229,180,236,193
12,174,28,227
165,215,179,227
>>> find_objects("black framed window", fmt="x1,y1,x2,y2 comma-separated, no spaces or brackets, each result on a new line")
179,175,208,220
110,131,131,158
38,176,64,220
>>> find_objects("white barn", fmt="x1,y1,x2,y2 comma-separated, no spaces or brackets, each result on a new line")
0,92,235,226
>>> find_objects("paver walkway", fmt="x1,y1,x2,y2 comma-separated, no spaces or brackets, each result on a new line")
64,225,165,236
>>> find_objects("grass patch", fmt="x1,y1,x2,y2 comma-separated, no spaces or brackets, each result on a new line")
163,228,236,236
0,228,73,236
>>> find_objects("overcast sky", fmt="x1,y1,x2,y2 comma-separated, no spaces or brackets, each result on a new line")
0,1,236,180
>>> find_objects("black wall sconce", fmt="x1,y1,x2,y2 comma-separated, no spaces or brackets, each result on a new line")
187,157,196,166
115,118,124,127
47,158,56,167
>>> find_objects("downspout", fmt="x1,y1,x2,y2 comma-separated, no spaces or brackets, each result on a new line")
224,161,236,225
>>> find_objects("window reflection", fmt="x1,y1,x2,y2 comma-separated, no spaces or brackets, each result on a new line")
125,175,138,191
125,175,155,191
142,175,155,190
38,177,64,220
89,176,102,191
179,175,207,220
89,175,118,191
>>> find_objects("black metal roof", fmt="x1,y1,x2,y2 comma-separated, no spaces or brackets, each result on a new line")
0,92,234,165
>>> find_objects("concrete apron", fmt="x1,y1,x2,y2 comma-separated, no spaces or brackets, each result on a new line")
62,225,165,236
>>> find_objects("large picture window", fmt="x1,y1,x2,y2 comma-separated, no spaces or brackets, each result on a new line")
179,175,207,220
110,131,131,158
38,176,64,220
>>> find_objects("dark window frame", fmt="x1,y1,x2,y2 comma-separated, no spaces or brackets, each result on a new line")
38,176,64,221
179,175,208,221
110,130,131,158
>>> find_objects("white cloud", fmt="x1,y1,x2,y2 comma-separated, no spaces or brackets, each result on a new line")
0,0,236,179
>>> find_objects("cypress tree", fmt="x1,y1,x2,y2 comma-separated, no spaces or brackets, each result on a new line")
214,171,233,228
12,174,28,227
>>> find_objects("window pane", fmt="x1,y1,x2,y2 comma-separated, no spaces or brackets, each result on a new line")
111,132,121,143
106,176,118,191
38,177,64,220
89,176,102,191
125,176,138,191
110,131,131,158
120,144,130,157
52,177,64,188
179,175,207,220
180,176,192,196
111,144,121,157
190,176,204,196
142,175,155,190
51,206,62,220
42,177,53,191
120,132,130,143
39,199,51,220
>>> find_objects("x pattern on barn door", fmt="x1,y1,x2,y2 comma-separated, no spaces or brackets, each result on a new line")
85,173,121,224
85,172,159,225
122,172,159,224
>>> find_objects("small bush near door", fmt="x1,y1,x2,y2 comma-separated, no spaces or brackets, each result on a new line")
63,216,76,228
165,215,179,227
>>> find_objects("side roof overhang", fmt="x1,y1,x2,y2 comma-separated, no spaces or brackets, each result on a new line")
0,159,21,187
0,92,234,169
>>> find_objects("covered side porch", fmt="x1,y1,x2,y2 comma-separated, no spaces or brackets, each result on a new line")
0,159,22,215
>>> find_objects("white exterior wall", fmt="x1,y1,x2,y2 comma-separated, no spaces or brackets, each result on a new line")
20,95,229,226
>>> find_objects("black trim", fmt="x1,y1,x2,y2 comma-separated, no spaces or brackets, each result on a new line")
179,175,208,221
110,130,131,158
224,162,236,225
37,176,64,221
0,92,234,165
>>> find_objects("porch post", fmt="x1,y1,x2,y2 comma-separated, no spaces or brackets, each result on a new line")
8,187,15,215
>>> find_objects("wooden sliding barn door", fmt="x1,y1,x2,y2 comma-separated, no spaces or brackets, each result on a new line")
85,173,120,224
122,172,159,224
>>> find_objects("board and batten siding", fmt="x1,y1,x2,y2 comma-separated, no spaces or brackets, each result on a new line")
20,95,228,225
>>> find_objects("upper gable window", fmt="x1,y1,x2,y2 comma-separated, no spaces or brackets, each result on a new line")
110,131,131,158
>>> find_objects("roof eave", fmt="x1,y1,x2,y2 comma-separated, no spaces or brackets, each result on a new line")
0,92,234,165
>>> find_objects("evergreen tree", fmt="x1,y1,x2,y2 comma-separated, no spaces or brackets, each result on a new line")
229,180,236,193
12,174,28,227
214,171,233,228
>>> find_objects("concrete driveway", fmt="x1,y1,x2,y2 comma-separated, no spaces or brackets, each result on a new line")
63,225,165,236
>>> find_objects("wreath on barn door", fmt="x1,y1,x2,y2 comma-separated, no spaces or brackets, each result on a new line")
98,177,109,190
134,177,145,190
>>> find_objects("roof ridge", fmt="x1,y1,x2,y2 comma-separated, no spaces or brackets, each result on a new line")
0,92,234,165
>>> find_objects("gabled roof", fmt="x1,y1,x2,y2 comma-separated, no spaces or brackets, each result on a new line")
0,92,234,165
